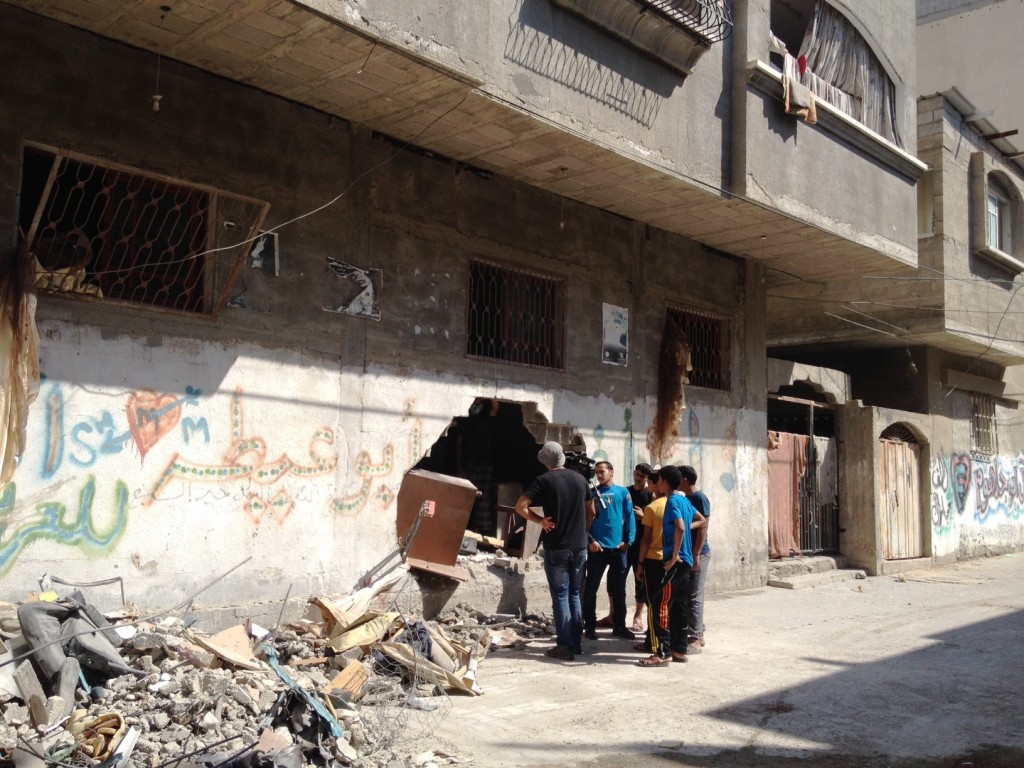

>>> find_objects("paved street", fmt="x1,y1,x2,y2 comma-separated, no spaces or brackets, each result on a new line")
408,554,1024,767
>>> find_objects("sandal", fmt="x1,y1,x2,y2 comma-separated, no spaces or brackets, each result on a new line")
671,653,688,663
637,655,670,667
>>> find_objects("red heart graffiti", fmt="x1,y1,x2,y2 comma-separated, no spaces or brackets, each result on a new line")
126,390,183,460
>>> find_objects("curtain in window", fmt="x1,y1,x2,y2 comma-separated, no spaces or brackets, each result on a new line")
797,1,903,147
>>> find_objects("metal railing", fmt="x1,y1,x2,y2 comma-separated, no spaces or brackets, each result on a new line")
638,0,733,43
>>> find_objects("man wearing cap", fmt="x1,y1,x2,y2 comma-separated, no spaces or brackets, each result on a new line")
515,441,596,661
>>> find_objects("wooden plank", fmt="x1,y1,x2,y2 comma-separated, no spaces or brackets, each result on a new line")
326,660,371,701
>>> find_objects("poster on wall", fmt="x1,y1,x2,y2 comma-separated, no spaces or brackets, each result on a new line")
323,257,381,321
602,303,628,366
246,231,279,276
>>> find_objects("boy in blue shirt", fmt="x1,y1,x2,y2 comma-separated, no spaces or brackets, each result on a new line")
582,461,636,640
638,465,705,666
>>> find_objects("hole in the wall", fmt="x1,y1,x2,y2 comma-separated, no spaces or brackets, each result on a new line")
413,397,586,544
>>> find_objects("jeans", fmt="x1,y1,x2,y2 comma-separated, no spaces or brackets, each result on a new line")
583,548,628,631
544,548,587,648
690,549,711,640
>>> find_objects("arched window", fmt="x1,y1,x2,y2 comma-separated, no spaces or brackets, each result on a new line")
970,154,1024,272
769,0,902,146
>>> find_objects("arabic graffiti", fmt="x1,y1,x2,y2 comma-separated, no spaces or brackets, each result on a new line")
329,444,395,516
930,455,957,534
930,452,1024,532
0,476,129,576
147,389,338,523
972,454,1024,523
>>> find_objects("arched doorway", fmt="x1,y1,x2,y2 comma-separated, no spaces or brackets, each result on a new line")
879,423,924,560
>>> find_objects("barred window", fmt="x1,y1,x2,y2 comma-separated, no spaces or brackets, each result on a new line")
971,394,997,456
19,145,269,315
466,259,566,370
666,306,730,390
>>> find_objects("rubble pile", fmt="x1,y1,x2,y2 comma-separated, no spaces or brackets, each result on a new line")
0,572,552,768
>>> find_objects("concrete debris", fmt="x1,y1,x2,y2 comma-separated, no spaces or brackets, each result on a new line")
0,587,550,767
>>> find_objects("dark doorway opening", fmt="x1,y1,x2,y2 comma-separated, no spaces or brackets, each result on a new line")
415,398,545,538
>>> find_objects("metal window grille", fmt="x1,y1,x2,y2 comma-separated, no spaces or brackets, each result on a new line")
638,0,733,43
971,395,997,456
666,306,729,390
466,259,566,370
20,145,269,316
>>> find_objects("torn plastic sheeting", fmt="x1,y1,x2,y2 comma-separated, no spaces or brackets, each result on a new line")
260,643,344,740
374,641,483,696
327,611,401,653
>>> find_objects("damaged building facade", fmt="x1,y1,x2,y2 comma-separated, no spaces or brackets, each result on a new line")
764,0,1024,574
3,0,1017,621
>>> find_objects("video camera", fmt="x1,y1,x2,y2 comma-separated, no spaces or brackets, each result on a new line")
564,450,596,481
564,451,607,511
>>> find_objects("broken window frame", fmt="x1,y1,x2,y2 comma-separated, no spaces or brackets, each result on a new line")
19,143,270,317
466,258,567,371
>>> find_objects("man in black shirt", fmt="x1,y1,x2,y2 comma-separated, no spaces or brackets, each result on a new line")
515,442,595,661
627,463,654,631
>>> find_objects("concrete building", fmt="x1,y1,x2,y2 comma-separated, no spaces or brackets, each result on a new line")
765,0,1024,574
0,0,926,618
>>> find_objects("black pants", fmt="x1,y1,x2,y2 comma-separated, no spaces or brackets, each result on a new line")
645,559,692,657
584,548,628,631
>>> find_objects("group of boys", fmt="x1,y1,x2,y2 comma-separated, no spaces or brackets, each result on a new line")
514,442,711,665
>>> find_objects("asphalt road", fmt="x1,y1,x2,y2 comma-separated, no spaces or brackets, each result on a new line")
405,554,1024,767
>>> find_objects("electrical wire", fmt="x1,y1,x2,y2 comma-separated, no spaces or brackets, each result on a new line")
41,90,472,280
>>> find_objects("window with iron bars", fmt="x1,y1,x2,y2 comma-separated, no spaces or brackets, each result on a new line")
466,259,566,370
666,306,730,390
971,394,998,457
19,145,269,315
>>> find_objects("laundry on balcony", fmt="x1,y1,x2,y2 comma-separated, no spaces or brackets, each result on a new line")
783,72,818,125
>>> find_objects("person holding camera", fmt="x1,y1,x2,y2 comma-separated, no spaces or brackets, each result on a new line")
582,461,637,641
515,442,596,661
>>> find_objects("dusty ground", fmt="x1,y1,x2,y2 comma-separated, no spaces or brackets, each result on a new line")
406,554,1024,767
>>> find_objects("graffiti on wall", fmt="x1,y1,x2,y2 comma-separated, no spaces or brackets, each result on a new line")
972,454,1024,523
126,387,204,459
0,476,129,576
4,372,427,573
930,452,1024,534
147,388,338,522
40,384,206,477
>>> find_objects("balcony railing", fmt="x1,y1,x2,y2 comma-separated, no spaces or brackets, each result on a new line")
638,0,733,44
550,0,732,76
